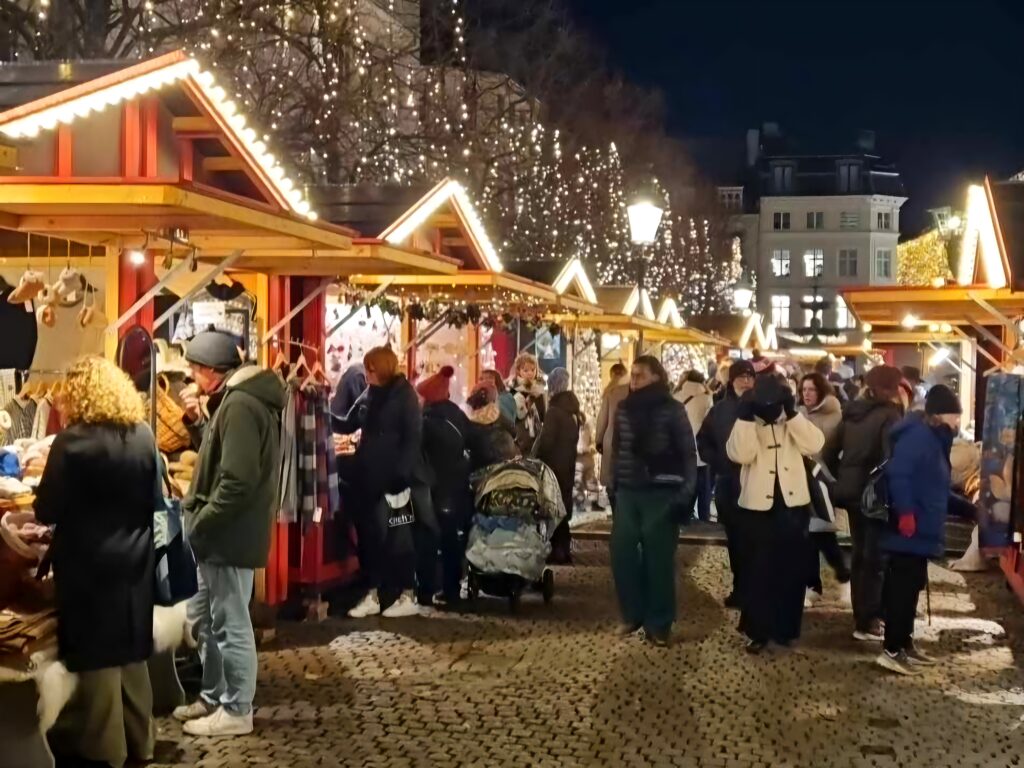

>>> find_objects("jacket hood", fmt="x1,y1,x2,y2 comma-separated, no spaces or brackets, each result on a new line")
227,366,286,410
676,381,709,401
810,394,841,417
844,396,898,424
550,390,581,415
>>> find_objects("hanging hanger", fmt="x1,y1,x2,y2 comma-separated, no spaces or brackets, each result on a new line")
301,357,328,390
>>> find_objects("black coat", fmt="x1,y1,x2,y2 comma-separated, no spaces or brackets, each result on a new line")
35,422,157,672
350,376,429,499
533,391,581,513
467,413,518,472
613,385,697,500
824,397,902,511
422,400,471,499
696,389,741,482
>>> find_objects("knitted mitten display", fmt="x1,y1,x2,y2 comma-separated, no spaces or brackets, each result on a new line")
52,267,83,300
7,270,45,304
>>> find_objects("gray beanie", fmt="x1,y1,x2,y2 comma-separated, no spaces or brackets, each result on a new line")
184,330,242,371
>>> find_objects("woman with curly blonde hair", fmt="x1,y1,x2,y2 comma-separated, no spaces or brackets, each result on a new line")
35,355,158,768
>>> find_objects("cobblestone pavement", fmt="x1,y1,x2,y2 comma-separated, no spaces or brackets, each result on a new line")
155,543,1024,768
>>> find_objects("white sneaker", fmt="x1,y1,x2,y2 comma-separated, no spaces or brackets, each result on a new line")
173,699,215,722
182,707,254,737
804,589,821,609
348,592,381,618
382,592,420,618
875,650,920,677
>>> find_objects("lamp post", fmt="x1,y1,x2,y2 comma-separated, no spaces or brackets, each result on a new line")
627,198,664,357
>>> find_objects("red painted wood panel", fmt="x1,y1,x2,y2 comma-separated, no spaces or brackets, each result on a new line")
121,101,141,178
55,124,72,177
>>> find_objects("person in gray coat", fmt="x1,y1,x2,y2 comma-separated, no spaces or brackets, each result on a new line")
595,362,629,506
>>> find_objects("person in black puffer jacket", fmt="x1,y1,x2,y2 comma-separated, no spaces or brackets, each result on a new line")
611,356,697,646
533,367,581,565
417,365,472,605
824,364,905,642
696,359,755,607
466,380,519,471
337,346,434,620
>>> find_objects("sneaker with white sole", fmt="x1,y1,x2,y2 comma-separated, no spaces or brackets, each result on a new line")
182,707,254,737
904,645,938,666
172,699,215,722
382,592,420,618
875,650,920,676
853,621,885,643
804,589,821,609
348,592,381,618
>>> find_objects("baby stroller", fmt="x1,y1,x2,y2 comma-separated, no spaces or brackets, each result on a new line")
465,457,567,612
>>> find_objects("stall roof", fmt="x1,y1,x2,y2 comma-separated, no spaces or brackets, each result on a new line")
507,258,601,312
595,285,656,320
347,270,569,310
842,285,1024,327
0,52,457,277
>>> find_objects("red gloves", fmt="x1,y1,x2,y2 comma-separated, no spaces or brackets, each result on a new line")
897,512,917,538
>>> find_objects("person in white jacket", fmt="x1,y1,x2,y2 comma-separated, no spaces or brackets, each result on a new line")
674,371,713,522
727,375,824,654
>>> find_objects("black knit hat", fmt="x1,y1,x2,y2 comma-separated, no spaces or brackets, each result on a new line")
184,330,242,372
728,359,756,383
925,384,962,416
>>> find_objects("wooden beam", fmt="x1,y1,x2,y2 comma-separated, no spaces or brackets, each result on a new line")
172,116,217,133
16,214,221,233
202,156,245,173
56,124,72,177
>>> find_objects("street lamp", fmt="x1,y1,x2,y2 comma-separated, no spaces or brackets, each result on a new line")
627,197,664,357
731,268,754,313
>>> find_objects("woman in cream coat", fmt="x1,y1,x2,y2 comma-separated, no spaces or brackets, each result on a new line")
727,375,824,654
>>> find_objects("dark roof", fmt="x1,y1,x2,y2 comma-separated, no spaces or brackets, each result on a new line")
0,60,128,110
308,183,431,237
754,153,906,198
506,259,566,285
989,179,1024,290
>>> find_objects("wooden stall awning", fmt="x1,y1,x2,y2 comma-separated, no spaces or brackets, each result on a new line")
842,285,1024,327
0,184,458,276
643,324,731,346
348,269,599,312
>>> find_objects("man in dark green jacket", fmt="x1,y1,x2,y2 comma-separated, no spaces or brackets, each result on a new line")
173,331,285,738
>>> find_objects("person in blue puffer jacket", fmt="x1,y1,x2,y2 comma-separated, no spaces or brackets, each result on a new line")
876,384,960,676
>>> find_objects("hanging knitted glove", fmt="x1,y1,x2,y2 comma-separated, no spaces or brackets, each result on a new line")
52,267,83,300
7,270,45,304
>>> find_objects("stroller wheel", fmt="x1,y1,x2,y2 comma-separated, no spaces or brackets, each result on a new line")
467,572,479,601
508,587,522,613
541,568,554,605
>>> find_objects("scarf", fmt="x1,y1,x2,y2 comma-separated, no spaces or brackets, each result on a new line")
470,402,500,425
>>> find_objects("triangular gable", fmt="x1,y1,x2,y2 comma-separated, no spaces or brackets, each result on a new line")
552,258,598,304
657,298,685,328
738,312,779,351
380,177,504,273
958,178,1010,289
0,50,315,219
597,285,656,319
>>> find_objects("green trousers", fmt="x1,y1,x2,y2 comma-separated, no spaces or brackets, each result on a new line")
610,486,680,634
48,661,155,768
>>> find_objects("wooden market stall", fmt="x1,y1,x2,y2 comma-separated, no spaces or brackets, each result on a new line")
331,180,605,398
0,53,462,746
843,176,1024,605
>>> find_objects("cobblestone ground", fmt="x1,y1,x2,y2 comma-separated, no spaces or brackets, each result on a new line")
155,543,1024,768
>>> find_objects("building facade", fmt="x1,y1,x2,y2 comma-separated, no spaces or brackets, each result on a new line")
723,126,906,347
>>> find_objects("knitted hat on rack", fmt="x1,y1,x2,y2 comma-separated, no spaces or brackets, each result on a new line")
184,330,242,372
925,384,962,416
416,365,455,404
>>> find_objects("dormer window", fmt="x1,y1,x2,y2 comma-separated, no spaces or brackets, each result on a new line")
771,163,794,193
838,161,862,193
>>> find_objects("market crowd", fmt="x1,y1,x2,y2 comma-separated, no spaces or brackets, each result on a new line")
26,331,967,765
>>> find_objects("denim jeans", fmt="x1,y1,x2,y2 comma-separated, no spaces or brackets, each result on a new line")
188,563,257,716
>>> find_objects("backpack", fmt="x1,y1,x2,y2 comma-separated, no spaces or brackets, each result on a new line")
860,460,892,522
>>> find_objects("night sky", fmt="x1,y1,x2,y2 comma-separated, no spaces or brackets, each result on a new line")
566,0,1024,235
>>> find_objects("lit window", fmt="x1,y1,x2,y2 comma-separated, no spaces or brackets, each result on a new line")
771,294,790,328
802,295,824,327
836,296,857,329
803,249,824,277
806,211,824,230
876,249,893,279
838,249,858,277
771,249,791,277
773,212,791,230
877,211,892,230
